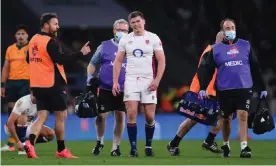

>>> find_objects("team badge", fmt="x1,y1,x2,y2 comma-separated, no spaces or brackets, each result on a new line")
145,40,150,45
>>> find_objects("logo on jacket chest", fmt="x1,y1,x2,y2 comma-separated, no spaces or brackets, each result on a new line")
226,46,239,58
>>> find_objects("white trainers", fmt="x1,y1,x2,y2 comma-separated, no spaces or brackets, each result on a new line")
18,150,27,155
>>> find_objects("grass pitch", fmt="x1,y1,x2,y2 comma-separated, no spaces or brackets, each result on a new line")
1,140,276,165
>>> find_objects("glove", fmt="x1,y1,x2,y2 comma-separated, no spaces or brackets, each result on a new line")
87,75,94,86
260,91,267,99
86,75,94,93
199,90,207,99
86,76,99,95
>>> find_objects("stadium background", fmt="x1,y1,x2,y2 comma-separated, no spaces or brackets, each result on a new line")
1,0,276,141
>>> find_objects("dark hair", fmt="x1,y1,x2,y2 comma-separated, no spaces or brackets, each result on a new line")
128,11,144,21
40,13,58,28
220,18,236,30
15,24,28,34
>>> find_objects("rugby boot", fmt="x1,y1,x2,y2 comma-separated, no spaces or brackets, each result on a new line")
202,141,222,153
240,146,252,158
167,141,180,156
56,148,78,158
92,141,104,156
221,145,231,158
23,140,38,158
111,145,121,156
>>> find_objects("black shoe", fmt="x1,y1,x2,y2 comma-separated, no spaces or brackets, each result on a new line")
202,141,223,154
240,146,252,158
92,141,104,156
167,141,180,156
111,145,121,156
221,145,231,158
145,147,154,157
129,149,138,157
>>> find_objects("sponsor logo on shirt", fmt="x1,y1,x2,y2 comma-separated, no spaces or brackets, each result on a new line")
227,46,239,58
132,49,144,57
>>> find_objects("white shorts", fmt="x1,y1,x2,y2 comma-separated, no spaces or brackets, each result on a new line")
4,123,48,139
123,77,157,104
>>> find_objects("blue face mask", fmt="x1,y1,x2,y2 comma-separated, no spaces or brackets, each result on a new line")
225,31,236,40
115,32,126,42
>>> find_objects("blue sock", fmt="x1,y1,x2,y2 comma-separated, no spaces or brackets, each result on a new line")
127,123,137,150
145,122,155,147
16,126,28,143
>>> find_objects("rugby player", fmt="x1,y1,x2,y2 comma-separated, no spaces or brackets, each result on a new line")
1,25,30,151
4,94,55,155
112,11,166,157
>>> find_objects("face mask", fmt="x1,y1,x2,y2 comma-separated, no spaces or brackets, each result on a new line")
115,31,126,42
225,31,236,40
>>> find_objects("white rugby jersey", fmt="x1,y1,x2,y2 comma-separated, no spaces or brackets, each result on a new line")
118,31,163,79
12,94,37,123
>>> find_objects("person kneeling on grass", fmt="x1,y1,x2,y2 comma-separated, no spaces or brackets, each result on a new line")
3,94,55,155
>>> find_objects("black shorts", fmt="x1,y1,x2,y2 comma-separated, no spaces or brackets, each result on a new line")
98,89,126,113
32,86,67,112
6,80,30,102
217,89,252,118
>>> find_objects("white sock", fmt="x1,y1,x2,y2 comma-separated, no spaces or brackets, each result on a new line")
240,141,247,150
223,141,230,149
97,136,104,144
112,133,121,150
112,142,119,151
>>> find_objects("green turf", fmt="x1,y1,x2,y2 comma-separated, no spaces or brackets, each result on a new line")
1,140,276,165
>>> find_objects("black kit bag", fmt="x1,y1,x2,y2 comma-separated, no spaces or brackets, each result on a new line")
249,98,275,135
74,91,98,118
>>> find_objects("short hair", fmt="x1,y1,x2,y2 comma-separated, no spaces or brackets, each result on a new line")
15,24,28,34
40,13,58,28
128,11,144,21
220,18,236,30
113,19,128,29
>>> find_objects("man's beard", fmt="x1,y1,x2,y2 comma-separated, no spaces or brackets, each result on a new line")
50,30,58,37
